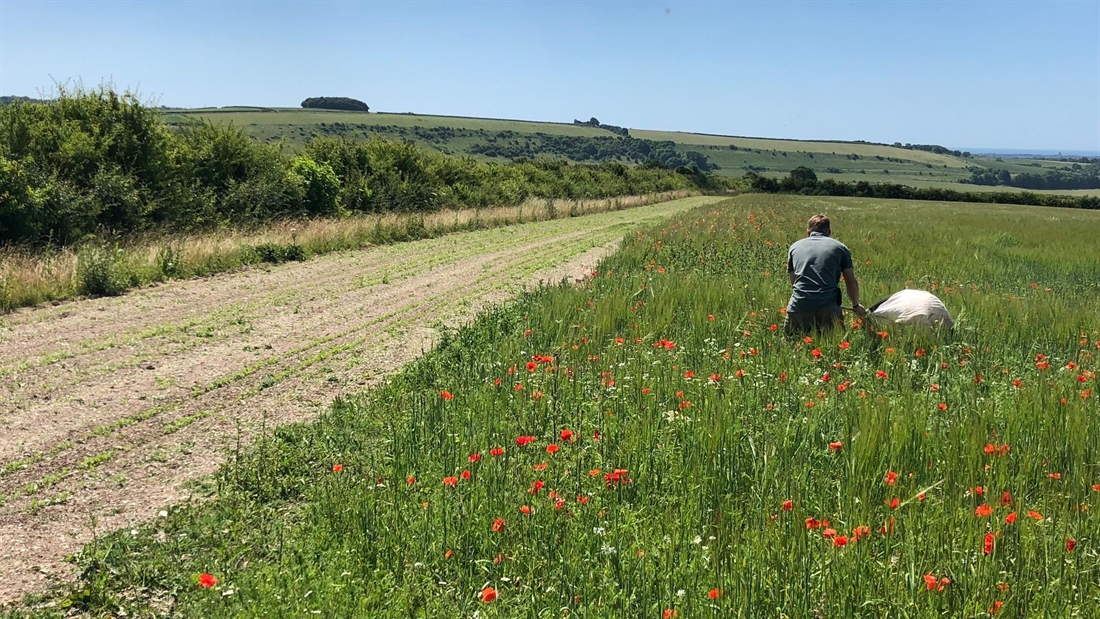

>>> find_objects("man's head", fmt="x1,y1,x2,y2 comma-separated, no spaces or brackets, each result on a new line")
807,214,831,236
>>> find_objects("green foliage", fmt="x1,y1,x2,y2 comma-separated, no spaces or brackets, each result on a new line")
0,90,713,248
76,242,131,297
300,96,370,112
752,169,1100,210
964,163,1100,190
251,242,305,264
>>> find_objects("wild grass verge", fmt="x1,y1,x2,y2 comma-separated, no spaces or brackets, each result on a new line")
0,191,697,313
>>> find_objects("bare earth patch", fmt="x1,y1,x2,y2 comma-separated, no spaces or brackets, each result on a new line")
0,197,719,605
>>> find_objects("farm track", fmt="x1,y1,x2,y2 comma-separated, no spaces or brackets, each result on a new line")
0,196,720,605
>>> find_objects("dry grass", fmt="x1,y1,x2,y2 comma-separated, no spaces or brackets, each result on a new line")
0,191,698,313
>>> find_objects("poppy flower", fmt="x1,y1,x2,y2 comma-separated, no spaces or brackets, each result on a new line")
811,348,822,358
923,573,937,590
577,495,589,505
407,476,416,485
875,370,888,379
803,336,813,344
984,532,995,555
198,573,217,588
833,535,849,547
604,469,630,487
1001,491,1012,506
490,447,504,457
976,504,993,517
805,517,821,530
769,324,778,332
839,341,850,350
491,518,505,532
514,383,524,392
822,528,836,539
533,462,547,471
519,505,531,515
1092,483,1100,492
828,441,843,451
781,499,793,512
529,480,545,494
852,525,870,540
516,436,536,447
445,548,453,558
1027,510,1043,521
332,464,343,473
708,588,722,600
546,443,560,454
641,387,651,395
440,390,454,401
890,497,900,510
593,429,601,441
1012,379,1022,388
684,370,695,379
461,470,471,480
480,587,498,603
708,373,722,383
1048,472,1062,480
917,493,926,501
938,403,948,411
884,471,898,486
468,453,482,463
1067,538,1077,552
990,600,1003,614
1005,511,1017,524
560,429,574,443
443,476,458,487
664,610,678,619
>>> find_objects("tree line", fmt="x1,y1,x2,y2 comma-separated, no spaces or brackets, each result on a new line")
0,88,715,246
301,97,370,112
746,167,1099,210
963,165,1100,191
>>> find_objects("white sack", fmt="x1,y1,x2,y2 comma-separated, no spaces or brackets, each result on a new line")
870,289,953,328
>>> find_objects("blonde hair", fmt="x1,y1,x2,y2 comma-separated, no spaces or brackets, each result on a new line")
807,214,831,236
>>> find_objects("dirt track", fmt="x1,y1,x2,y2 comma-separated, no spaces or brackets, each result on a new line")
0,197,717,605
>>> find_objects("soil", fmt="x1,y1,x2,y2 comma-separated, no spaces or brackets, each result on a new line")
0,198,709,606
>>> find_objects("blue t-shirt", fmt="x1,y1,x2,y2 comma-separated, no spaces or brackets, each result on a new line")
786,232,854,313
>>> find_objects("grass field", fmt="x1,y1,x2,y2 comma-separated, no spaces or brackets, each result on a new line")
160,108,1097,197
9,194,1098,617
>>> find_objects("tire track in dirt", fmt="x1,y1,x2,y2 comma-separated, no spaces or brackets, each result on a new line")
0,196,721,605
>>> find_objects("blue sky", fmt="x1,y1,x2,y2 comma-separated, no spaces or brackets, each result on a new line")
2,1,1098,151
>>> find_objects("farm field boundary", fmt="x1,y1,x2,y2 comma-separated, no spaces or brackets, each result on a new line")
0,195,722,607
6,193,1097,617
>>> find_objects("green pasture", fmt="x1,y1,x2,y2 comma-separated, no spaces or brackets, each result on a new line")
12,194,1099,617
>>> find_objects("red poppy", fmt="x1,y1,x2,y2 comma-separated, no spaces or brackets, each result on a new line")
833,535,848,548
839,341,850,350
593,429,601,441
533,462,547,471
604,468,630,487
546,443,560,454
890,497,900,510
828,441,843,451
445,549,453,558
822,528,836,539
529,480,545,494
917,493,926,501
1067,538,1077,552
976,504,993,517
332,464,343,473
461,470,471,480
577,495,589,505
480,587,498,603
984,532,995,555
440,390,455,401
1001,491,1012,506
490,447,504,457
468,453,482,463
560,429,574,443
875,370,888,379
1092,483,1100,492
1005,511,1017,524
781,499,793,512
443,476,458,487
519,505,531,515
516,435,536,447
407,476,416,485
1027,510,1043,521
884,471,898,486
198,573,217,588
664,610,678,619
491,518,505,532
709,373,722,383
805,517,821,530
811,348,822,358
852,525,870,540
990,600,1003,615
514,383,524,392
684,370,695,379
769,324,778,332
1012,379,1022,388
708,588,722,600
803,336,813,344
937,403,948,411
923,573,937,590
1048,472,1062,480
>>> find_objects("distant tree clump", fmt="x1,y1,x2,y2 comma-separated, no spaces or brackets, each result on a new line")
963,164,1100,190
574,117,629,137
0,95,46,106
301,97,370,112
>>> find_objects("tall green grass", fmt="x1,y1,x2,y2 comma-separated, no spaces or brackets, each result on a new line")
10,195,1099,617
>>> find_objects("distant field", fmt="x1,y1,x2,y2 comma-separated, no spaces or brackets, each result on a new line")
161,108,1092,196
630,129,967,167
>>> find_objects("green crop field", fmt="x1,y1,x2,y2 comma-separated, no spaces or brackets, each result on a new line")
14,194,1099,617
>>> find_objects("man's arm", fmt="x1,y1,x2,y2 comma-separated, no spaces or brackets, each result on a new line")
788,271,797,286
842,268,866,315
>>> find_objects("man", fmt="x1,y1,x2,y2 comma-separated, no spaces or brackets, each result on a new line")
784,214,865,335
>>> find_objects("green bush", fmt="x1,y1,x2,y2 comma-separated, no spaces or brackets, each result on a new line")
76,242,131,297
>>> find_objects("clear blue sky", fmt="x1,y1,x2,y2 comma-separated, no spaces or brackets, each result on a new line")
2,1,1098,151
